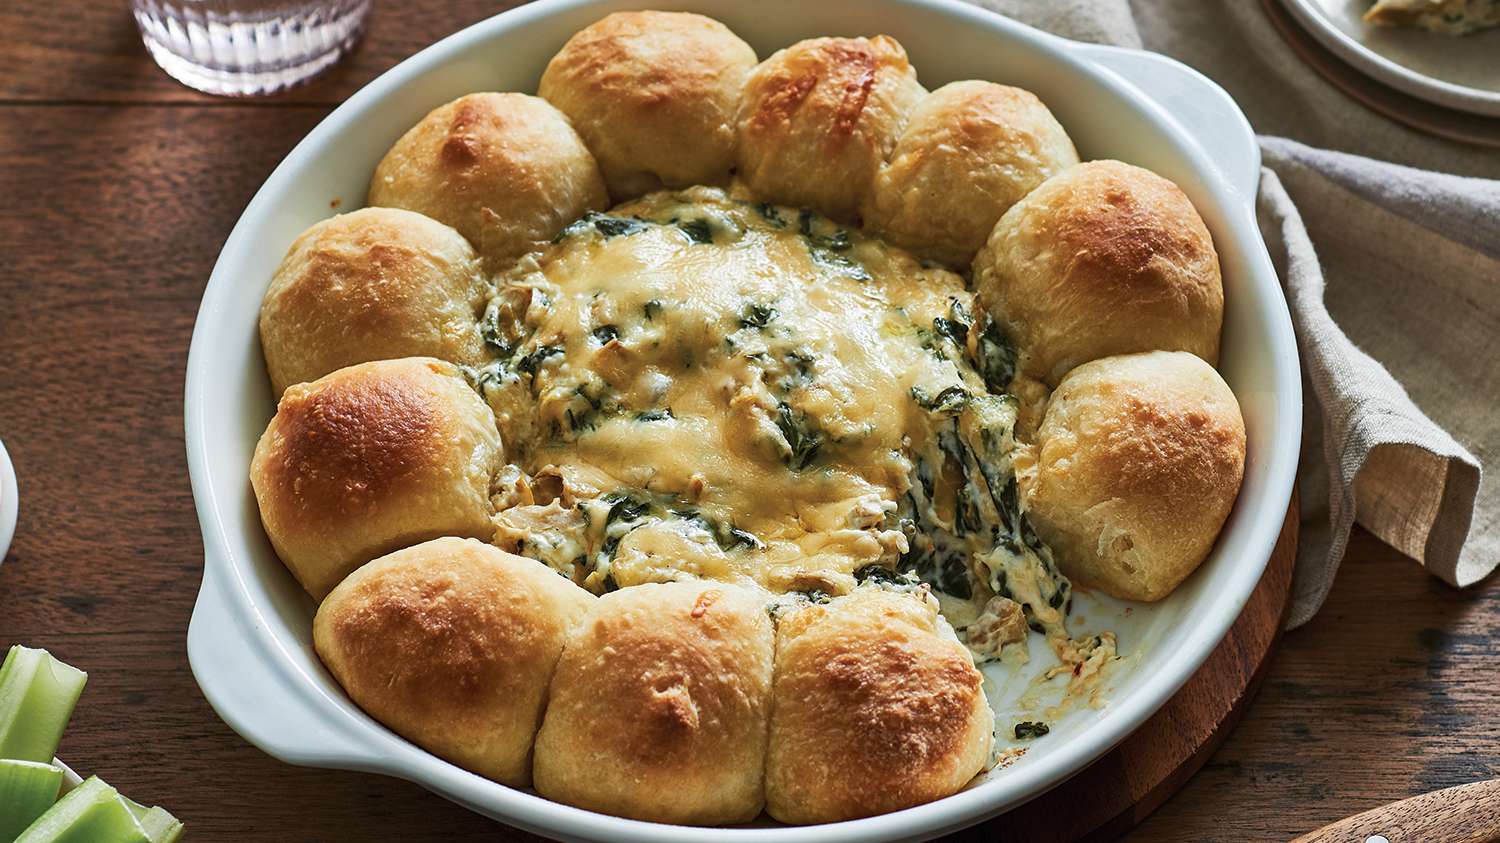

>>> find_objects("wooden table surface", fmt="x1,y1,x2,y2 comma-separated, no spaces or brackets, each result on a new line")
4,1,1498,841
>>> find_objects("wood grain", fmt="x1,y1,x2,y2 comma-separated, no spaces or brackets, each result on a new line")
4,1,1500,841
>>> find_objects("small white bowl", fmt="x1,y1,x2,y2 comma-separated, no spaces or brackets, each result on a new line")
0,436,17,567
183,1,1301,841
54,759,84,796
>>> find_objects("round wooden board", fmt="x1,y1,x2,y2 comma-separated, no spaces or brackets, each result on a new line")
937,492,1299,843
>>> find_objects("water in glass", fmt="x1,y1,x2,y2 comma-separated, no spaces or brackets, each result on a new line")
131,0,371,96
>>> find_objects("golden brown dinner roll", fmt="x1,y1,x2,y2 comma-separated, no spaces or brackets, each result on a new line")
538,11,758,200
314,537,594,786
532,581,775,826
1016,350,1246,602
258,207,491,397
250,357,504,601
735,35,926,222
972,159,1223,387
765,587,993,825
367,92,609,263
862,80,1078,269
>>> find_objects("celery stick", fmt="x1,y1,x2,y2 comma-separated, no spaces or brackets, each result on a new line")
0,758,64,841
12,776,150,843
0,646,88,764
120,795,185,843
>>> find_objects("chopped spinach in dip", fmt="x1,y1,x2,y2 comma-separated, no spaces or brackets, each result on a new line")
470,185,1092,664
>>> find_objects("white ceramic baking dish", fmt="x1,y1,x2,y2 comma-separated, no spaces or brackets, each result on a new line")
183,0,1302,840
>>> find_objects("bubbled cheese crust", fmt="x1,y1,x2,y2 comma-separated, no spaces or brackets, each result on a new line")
484,188,973,595
1016,351,1246,602
368,93,609,263
539,11,757,200
249,357,504,600
973,159,1224,387
259,207,491,397
314,537,594,786
532,581,775,826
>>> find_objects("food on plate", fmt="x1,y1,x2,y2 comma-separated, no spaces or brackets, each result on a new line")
367,92,609,263
532,581,774,825
314,537,593,786
250,357,504,600
538,10,758,200
251,9,1248,826
258,207,492,397
972,159,1223,390
863,80,1080,269
1364,0,1500,34
734,35,927,222
1016,351,1247,602
765,586,993,825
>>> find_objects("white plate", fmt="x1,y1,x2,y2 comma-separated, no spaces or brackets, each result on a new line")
0,436,16,567
182,1,1302,841
1279,0,1500,117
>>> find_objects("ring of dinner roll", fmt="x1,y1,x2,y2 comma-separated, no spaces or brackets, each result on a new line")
1015,350,1246,602
862,80,1079,269
259,207,492,397
765,587,993,825
367,92,609,263
972,159,1224,387
538,10,758,201
250,357,505,601
250,11,1256,829
735,35,926,222
532,581,775,826
314,537,594,786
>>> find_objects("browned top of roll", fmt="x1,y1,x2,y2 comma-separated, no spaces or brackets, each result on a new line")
532,581,775,826
1017,350,1246,602
259,207,491,398
367,92,608,263
973,159,1223,387
863,80,1078,269
250,357,503,600
314,537,594,786
538,10,757,201
735,35,926,222
765,588,992,825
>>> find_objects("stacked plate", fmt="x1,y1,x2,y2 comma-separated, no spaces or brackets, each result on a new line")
1266,0,1500,145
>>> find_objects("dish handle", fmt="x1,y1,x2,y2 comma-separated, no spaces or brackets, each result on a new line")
186,556,390,774
1070,42,1263,202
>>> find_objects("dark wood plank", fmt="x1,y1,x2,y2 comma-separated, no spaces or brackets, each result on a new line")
0,0,524,104
0,104,325,637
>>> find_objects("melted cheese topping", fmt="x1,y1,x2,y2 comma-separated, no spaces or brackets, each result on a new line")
473,186,1072,656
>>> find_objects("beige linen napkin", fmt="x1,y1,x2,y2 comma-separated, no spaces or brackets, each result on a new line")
967,0,1497,627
